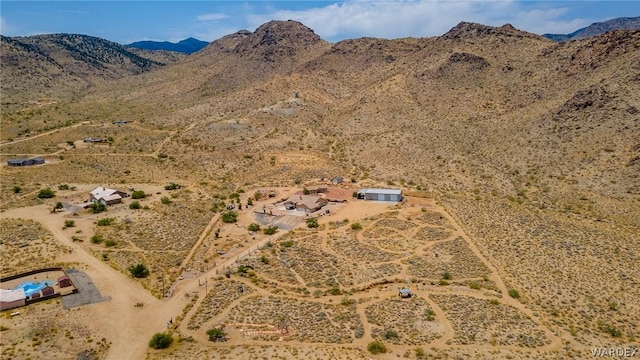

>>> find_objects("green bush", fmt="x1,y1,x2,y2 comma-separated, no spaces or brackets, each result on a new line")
264,226,278,235
221,211,238,223
64,220,75,228
104,239,117,247
508,289,520,299
128,263,149,278
129,201,141,209
12,186,22,193
441,271,452,280
381,329,399,340
131,190,146,199
89,202,106,213
148,332,172,349
160,196,172,205
306,218,319,228
91,234,104,244
164,183,180,190
247,223,261,232
350,222,362,230
97,218,115,226
206,326,227,342
37,188,56,199
367,340,387,354
58,184,70,190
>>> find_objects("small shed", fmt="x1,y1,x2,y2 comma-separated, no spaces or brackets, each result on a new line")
41,286,55,297
58,275,72,288
331,176,344,185
0,289,26,310
399,288,412,298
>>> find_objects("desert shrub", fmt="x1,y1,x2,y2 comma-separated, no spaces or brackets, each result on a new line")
206,326,227,342
129,201,141,209
259,255,269,264
280,239,294,248
131,190,146,199
12,186,22,193
221,211,238,223
91,234,104,244
424,309,436,321
157,153,168,159
306,218,319,228
89,202,106,213
128,263,150,278
264,226,278,235
247,223,261,232
469,282,481,289
58,184,70,190
508,289,520,299
415,347,426,359
37,188,56,198
351,222,362,230
64,220,75,228
97,218,115,226
302,188,310,195
441,271,452,280
160,196,172,205
104,239,117,247
164,183,180,190
381,329,399,340
367,340,387,354
148,332,172,349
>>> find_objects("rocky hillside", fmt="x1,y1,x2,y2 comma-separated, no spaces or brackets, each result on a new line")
0,33,168,105
2,21,639,212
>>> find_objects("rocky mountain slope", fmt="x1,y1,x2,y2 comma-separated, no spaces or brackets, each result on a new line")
0,33,170,105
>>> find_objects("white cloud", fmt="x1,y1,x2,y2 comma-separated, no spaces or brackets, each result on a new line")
244,0,597,41
197,13,229,22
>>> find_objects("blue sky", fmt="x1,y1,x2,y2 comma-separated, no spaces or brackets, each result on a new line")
0,1,637,44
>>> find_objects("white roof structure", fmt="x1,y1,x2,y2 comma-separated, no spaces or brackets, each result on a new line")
357,188,402,195
0,288,26,302
90,187,123,201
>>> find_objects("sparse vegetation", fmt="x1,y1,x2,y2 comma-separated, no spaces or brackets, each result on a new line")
131,190,146,199
37,188,56,198
367,340,387,354
148,332,172,349
128,263,150,278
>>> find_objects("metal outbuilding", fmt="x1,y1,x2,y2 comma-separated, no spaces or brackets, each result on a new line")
356,188,403,202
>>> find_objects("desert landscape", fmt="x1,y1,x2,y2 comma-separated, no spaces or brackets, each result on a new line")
1,17,639,360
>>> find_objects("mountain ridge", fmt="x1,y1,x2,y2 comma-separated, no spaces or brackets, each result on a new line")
125,37,208,54
544,16,640,41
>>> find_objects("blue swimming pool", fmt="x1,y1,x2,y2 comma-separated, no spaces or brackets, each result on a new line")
13,280,53,297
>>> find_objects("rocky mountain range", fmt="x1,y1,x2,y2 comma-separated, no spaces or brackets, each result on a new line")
1,19,639,216
544,16,640,41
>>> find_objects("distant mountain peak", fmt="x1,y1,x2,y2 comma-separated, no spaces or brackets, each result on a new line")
544,16,640,42
232,20,326,62
126,37,208,54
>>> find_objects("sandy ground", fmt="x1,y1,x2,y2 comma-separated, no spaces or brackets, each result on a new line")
0,192,566,360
